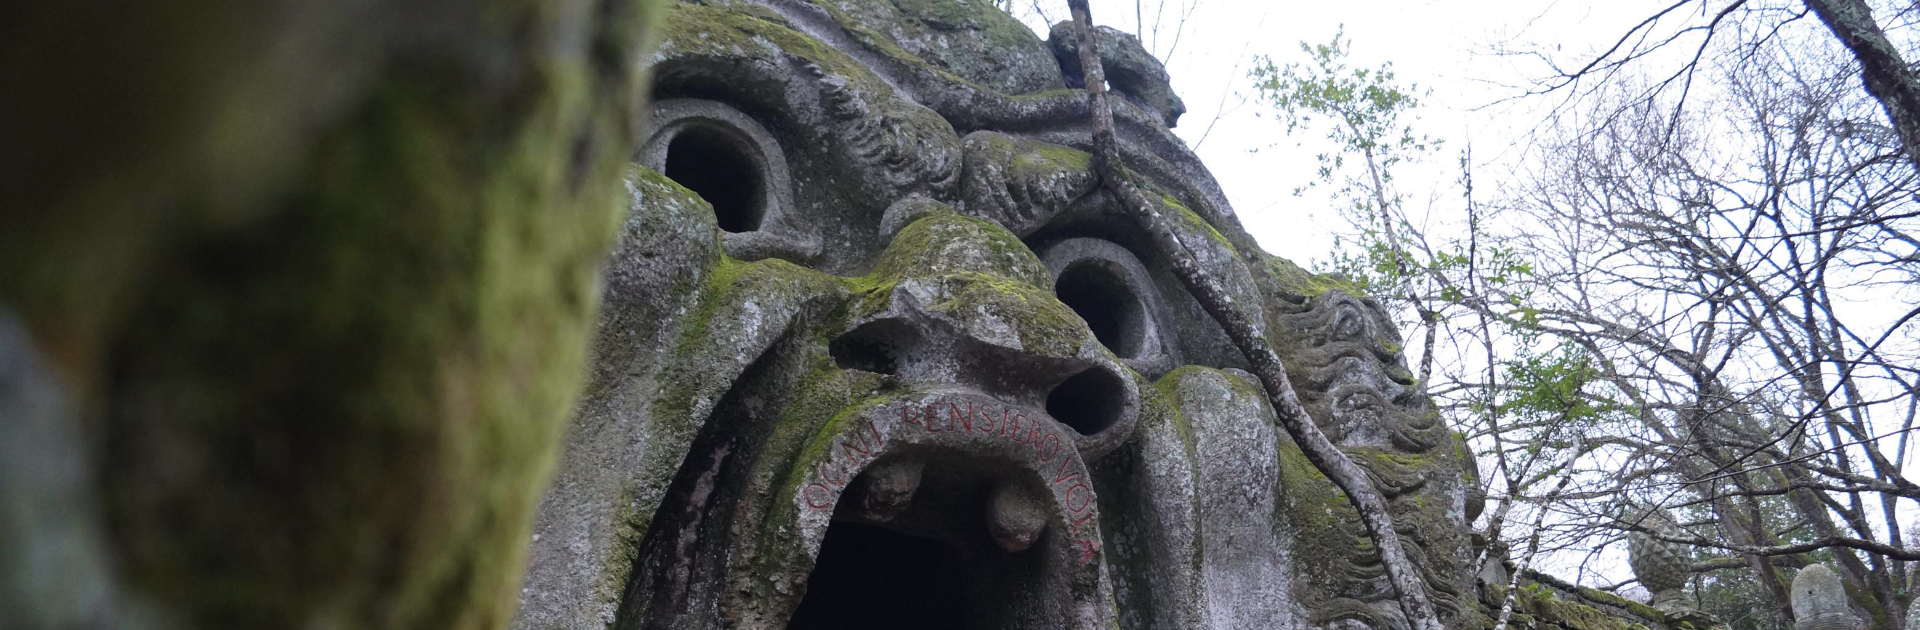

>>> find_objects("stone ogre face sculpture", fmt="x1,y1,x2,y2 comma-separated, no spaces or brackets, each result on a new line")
512,2,1479,629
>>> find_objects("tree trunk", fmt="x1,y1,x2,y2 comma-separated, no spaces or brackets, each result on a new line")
1806,0,1920,177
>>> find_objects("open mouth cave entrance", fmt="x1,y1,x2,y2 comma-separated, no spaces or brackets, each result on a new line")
784,465,1071,630
785,522,968,630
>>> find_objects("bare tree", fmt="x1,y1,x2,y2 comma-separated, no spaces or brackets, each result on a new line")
1462,24,1920,628
1257,5,1920,628
1510,0,1920,181
1806,0,1920,176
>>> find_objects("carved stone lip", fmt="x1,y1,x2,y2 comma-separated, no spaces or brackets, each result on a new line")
746,389,1116,630
798,388,1108,510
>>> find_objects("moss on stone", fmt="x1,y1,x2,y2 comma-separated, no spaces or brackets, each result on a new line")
757,356,891,517
1494,581,1656,630
868,213,1053,289
1158,193,1237,254
787,0,982,85
922,272,1090,357
1008,137,1094,175
1569,584,1666,622
662,3,893,98
1352,447,1433,470
1273,437,1361,553
801,0,1060,95
51,4,654,621
648,254,845,435
1149,366,1207,462
970,130,1095,182
624,164,700,207
1262,253,1366,299
742,363,892,594
885,0,1033,47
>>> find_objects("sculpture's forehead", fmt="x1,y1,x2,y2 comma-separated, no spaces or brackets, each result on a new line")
812,0,1068,95
639,0,1203,276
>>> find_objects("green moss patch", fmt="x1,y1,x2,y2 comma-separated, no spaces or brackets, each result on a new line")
869,213,1052,289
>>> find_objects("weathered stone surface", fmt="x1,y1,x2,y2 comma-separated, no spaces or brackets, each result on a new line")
959,131,1100,235
1624,504,1694,614
1793,565,1859,630
1050,21,1188,127
506,2,1674,630
4,1,1688,629
813,0,1066,95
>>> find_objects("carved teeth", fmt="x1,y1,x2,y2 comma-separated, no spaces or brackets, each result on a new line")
854,459,924,522
986,482,1048,552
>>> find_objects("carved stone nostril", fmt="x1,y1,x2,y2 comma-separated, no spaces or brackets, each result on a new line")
830,319,921,376
1046,367,1127,436
986,483,1048,552
854,459,923,522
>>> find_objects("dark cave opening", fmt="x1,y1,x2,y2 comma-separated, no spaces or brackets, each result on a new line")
786,522,969,630
664,125,765,233
1046,367,1127,436
829,319,920,376
1054,261,1144,358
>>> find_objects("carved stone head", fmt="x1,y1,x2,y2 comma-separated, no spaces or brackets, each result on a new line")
511,2,1481,629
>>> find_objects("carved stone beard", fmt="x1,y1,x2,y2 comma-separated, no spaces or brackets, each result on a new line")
1278,292,1445,454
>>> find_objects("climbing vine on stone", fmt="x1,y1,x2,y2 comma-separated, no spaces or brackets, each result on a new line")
1062,2,1446,629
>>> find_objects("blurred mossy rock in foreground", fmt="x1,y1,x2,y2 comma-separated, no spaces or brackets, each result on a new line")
0,0,665,628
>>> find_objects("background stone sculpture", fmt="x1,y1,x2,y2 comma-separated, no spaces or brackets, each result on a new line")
0,0,1732,629
1625,503,1694,613
1794,565,1861,630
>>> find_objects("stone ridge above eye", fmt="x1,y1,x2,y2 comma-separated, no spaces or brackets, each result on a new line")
869,211,1054,289
800,0,1067,95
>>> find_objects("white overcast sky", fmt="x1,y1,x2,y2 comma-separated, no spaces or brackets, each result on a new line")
1008,0,1676,268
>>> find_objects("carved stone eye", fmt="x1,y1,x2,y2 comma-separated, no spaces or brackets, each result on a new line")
664,126,765,232
1036,237,1177,374
639,98,792,236
1055,260,1144,358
